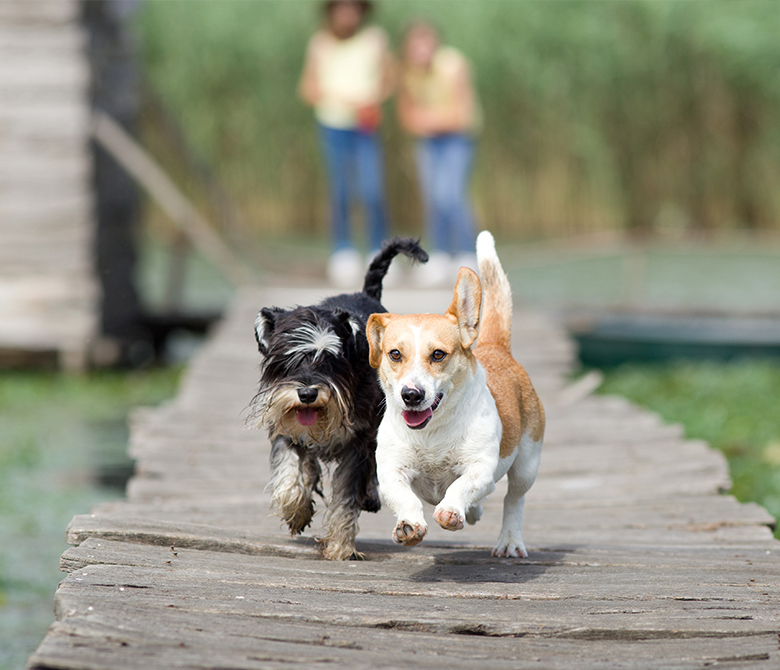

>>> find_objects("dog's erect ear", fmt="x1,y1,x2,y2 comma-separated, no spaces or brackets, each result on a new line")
445,267,482,350
366,313,392,369
347,316,362,338
334,310,362,339
254,307,282,354
333,310,362,356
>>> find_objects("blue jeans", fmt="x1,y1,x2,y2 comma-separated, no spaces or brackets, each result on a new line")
319,125,388,253
416,134,477,254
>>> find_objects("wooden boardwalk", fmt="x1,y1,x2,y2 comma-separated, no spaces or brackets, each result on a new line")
29,286,780,669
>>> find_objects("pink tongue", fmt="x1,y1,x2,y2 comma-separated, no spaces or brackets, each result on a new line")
402,407,433,427
296,408,318,426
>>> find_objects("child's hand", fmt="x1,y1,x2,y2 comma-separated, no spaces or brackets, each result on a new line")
357,104,382,133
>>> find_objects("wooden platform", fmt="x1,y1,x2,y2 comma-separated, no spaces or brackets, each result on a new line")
0,0,97,370
29,286,780,669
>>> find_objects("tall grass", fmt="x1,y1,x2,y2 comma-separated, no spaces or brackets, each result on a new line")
137,1,780,241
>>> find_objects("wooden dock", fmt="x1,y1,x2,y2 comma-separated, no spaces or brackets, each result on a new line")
0,1,97,369
29,286,779,669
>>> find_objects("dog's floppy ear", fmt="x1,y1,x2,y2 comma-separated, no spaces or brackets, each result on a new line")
254,307,282,354
445,267,482,350
366,313,391,369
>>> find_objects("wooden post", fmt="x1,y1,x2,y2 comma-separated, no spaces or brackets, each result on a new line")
91,111,255,288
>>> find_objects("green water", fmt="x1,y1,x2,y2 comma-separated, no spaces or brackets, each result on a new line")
0,369,181,670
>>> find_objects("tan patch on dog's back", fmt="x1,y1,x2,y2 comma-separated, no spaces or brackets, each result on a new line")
475,344,545,458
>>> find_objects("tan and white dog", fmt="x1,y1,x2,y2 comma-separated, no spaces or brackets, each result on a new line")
366,231,545,557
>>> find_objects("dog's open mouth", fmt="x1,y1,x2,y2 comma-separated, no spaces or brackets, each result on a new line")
296,407,318,426
402,393,443,430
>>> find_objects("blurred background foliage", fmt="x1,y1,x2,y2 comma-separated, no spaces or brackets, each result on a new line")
136,0,780,243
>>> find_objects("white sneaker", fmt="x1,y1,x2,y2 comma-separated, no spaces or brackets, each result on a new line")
327,248,363,289
412,251,453,289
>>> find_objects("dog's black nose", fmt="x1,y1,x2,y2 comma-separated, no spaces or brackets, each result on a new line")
297,387,318,404
401,386,424,406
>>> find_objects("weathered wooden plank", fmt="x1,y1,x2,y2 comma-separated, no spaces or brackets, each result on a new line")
0,193,90,223
122,469,731,511
65,505,775,569
30,606,780,670
0,60,88,89
123,441,730,505
61,537,780,579
0,24,85,51
86,496,775,538
0,1,79,25
129,437,723,482
0,120,89,145
48,554,779,638
123,471,731,512
0,175,89,198
0,147,89,173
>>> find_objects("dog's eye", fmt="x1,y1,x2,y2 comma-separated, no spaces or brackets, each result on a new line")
431,350,447,362
388,349,402,362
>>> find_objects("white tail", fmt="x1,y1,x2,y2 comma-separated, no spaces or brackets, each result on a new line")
475,231,512,350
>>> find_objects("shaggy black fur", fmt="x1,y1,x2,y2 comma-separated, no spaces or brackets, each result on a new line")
251,238,428,560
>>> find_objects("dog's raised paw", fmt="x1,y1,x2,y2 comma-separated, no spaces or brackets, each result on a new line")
392,520,427,546
434,506,464,531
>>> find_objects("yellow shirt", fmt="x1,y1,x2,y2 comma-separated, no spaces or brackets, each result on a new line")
403,46,482,136
309,26,387,130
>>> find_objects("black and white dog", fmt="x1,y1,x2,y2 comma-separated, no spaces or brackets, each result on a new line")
250,238,428,560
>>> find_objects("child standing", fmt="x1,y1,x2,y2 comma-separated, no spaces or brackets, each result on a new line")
299,0,395,287
398,21,481,287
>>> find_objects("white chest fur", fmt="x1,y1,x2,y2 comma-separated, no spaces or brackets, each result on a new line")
376,363,503,506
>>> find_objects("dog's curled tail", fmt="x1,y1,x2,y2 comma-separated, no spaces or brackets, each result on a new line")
476,231,513,351
362,237,429,301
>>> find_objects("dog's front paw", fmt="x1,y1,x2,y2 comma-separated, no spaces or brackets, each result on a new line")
491,533,528,558
434,505,464,531
392,520,427,546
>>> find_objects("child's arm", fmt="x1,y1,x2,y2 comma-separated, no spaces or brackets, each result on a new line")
297,35,322,107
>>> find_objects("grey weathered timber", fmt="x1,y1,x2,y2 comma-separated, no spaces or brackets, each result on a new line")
0,0,97,369
29,286,780,669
